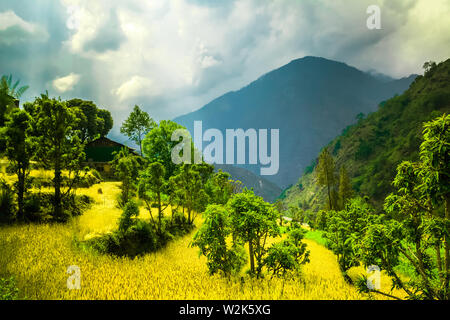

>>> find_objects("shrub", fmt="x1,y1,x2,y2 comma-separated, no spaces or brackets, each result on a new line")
0,277,20,300
118,200,140,232
23,192,93,222
0,180,15,223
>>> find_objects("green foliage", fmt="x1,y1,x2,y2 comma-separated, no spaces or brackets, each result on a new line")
141,120,186,179
315,210,328,230
316,148,338,210
338,166,353,210
67,98,113,142
283,58,450,212
205,170,235,205
139,162,169,233
121,105,156,155
356,114,450,300
169,163,209,225
28,94,87,221
324,197,375,281
0,277,20,300
0,180,15,223
0,109,36,220
191,204,246,276
118,200,140,233
111,147,141,208
23,193,93,222
227,189,281,277
264,226,310,278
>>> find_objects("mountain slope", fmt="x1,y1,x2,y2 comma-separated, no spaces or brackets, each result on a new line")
281,58,450,212
174,56,416,188
214,164,281,202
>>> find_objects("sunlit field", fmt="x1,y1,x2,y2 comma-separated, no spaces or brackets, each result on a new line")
0,175,407,300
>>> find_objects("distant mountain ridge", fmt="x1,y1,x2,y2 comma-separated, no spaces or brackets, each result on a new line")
174,56,417,189
281,58,450,211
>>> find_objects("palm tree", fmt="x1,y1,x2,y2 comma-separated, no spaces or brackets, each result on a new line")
1,74,29,99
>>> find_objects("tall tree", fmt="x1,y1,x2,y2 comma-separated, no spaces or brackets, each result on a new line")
338,165,353,210
191,204,246,277
66,99,113,143
110,147,141,208
0,74,29,99
0,75,28,128
0,109,36,220
142,120,186,179
121,105,156,156
33,94,86,220
358,114,450,300
316,148,337,210
169,164,208,225
227,189,280,277
139,161,168,234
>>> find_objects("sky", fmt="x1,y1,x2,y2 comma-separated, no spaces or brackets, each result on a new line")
1,0,449,138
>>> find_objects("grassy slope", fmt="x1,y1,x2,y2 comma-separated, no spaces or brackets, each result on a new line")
282,59,450,212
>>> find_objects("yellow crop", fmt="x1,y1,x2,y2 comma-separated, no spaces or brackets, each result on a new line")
0,179,403,300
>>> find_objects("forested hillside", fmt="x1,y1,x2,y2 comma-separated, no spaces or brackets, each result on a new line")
281,59,450,212
175,56,416,188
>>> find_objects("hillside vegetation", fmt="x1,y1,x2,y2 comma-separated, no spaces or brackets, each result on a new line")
282,59,450,212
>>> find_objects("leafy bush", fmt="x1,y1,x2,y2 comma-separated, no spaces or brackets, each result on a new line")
0,180,15,223
118,200,139,232
0,277,20,300
23,192,93,222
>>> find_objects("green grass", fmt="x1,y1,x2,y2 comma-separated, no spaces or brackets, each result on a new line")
304,229,327,247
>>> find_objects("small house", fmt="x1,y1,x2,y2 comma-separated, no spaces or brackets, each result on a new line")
84,137,137,177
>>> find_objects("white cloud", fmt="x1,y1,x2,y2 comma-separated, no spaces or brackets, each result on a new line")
0,10,48,45
113,76,160,102
52,73,81,92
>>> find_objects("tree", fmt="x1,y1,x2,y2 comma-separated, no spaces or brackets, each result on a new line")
67,99,113,143
359,114,450,300
139,162,168,234
110,147,141,207
121,105,156,156
0,75,28,128
191,204,246,277
0,75,29,99
169,164,208,225
118,199,140,233
324,197,374,283
227,189,280,277
274,199,285,226
338,165,353,210
264,226,310,278
32,94,86,220
205,170,235,205
0,109,36,220
142,120,186,179
316,148,337,210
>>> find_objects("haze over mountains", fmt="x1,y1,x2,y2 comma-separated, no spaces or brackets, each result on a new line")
174,56,417,189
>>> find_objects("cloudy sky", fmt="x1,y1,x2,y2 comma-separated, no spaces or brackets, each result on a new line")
1,0,449,138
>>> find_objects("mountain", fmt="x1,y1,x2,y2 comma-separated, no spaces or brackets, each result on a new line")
174,56,416,188
281,58,450,212
214,164,281,203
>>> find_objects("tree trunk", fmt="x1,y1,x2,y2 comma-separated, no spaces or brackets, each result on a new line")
249,241,255,274
54,164,62,219
17,168,25,221
158,191,162,234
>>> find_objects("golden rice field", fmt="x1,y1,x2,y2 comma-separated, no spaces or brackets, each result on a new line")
0,177,405,300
